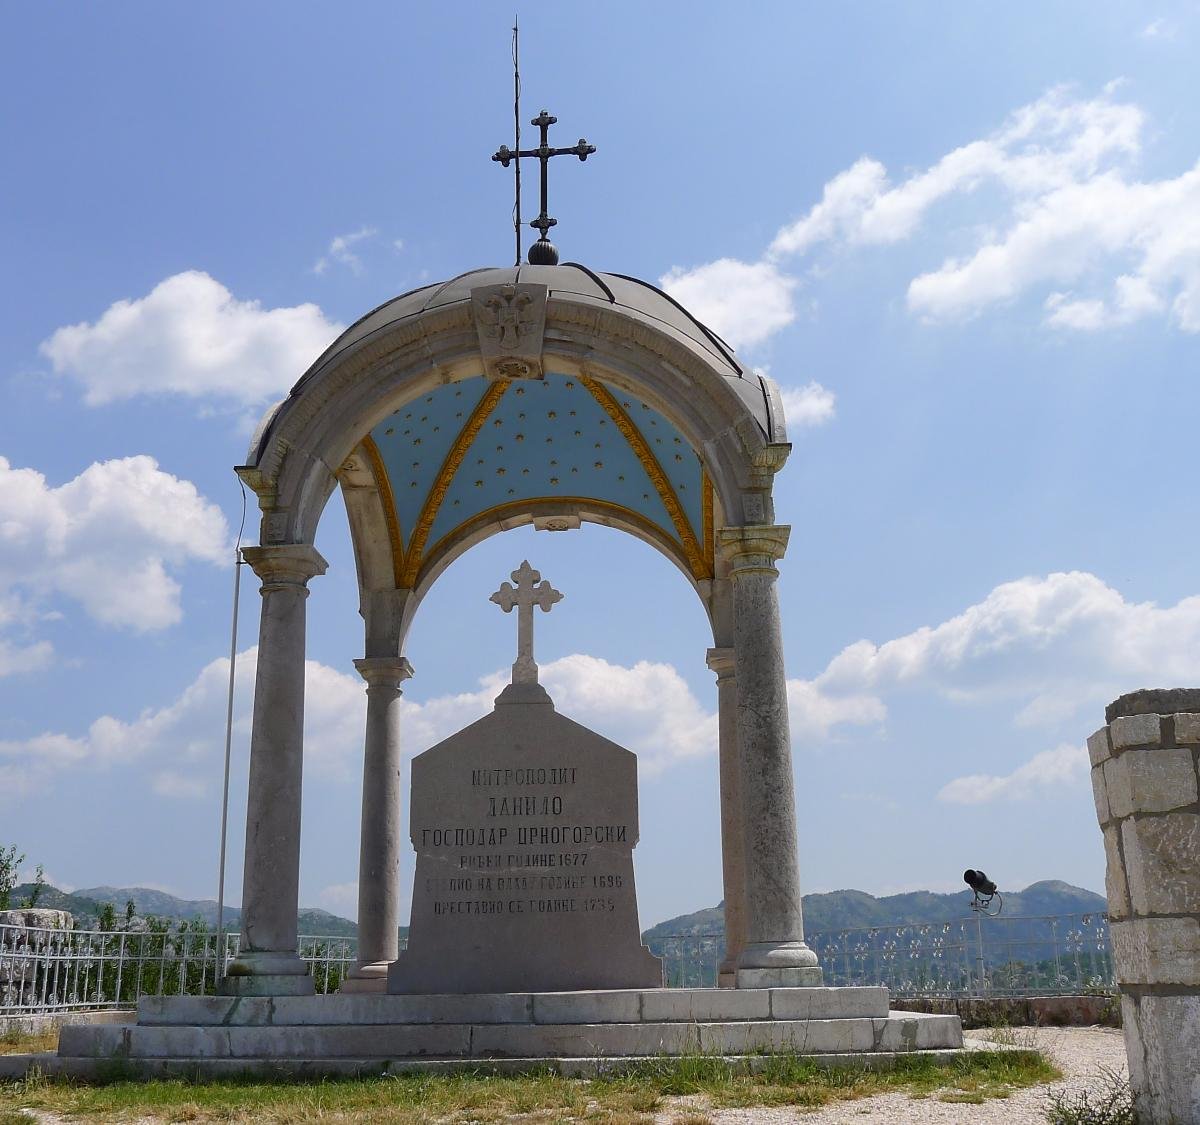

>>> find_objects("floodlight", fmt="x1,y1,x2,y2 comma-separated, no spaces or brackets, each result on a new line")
963,868,1003,915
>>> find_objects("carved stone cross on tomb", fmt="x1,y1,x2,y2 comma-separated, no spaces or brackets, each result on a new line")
489,560,562,685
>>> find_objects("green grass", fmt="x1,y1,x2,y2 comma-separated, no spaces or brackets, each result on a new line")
0,1049,1060,1123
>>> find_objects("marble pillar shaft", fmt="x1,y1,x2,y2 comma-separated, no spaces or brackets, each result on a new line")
709,647,748,987
718,526,819,985
353,657,412,973
224,544,326,993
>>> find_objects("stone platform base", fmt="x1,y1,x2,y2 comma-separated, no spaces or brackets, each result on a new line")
47,987,962,1072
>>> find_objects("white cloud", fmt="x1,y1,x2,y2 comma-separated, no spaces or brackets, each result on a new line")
0,645,364,801
778,381,836,428
41,271,343,407
312,226,378,275
0,456,229,665
12,568,1194,805
316,880,359,919
790,570,1200,770
6,636,873,806
395,654,720,774
937,743,1088,804
666,84,1200,343
659,258,796,350
1140,17,1176,40
152,771,207,799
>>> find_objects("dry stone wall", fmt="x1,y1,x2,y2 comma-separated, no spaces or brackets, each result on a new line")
1090,689,1200,1125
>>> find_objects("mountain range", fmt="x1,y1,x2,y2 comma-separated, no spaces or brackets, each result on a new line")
10,879,1106,938
644,880,1107,938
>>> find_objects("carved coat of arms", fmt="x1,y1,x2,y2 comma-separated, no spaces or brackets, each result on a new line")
471,281,547,380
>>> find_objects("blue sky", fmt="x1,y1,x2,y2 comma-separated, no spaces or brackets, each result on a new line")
2,2,1198,928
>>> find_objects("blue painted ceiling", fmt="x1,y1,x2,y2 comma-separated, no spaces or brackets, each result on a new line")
367,373,711,584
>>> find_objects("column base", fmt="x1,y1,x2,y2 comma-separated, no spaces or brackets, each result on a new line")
717,955,739,989
220,951,314,997
735,941,823,988
736,965,825,988
339,961,391,994
220,973,315,997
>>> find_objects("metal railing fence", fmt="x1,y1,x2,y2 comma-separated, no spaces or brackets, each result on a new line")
0,925,357,1014
649,911,1115,997
2,911,1114,1014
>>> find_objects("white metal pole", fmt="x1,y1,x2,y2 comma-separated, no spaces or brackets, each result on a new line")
216,486,248,970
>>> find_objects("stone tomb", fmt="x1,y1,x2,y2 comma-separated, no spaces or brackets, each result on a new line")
390,564,661,993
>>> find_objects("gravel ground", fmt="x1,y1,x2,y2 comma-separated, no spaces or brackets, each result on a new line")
662,1026,1128,1124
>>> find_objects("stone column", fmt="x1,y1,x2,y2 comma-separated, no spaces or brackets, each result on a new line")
222,543,327,997
1088,689,1200,1125
708,646,748,988
342,655,413,993
718,526,821,988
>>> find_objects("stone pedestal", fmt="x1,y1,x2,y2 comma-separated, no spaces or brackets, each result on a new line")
1089,689,1200,1125
48,985,965,1078
389,687,661,994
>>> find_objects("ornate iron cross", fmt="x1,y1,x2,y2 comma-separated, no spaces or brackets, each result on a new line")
489,560,563,685
493,110,596,266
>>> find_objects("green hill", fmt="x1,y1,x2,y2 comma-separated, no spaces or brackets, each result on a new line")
11,883,360,936
643,880,1107,939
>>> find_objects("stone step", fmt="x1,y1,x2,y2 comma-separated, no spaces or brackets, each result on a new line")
60,1011,961,1060
136,986,890,1027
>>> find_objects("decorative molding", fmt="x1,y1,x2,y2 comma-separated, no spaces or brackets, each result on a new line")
705,646,736,681
701,469,715,576
742,492,766,524
579,373,711,580
242,544,329,588
359,435,406,587
262,511,290,544
716,525,790,577
353,656,414,689
417,496,698,592
532,513,582,532
472,282,547,380
399,380,509,586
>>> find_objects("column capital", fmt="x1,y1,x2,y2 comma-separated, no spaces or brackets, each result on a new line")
706,646,736,681
717,525,791,575
243,544,328,587
353,656,414,689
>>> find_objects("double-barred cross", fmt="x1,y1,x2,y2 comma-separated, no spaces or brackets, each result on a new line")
493,110,596,263
490,560,563,686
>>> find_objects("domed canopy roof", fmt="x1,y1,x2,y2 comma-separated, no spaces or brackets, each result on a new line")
254,263,781,464
240,262,791,599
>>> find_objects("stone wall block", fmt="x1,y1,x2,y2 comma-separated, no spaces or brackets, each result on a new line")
1090,765,1111,826
1102,755,1134,820
1087,726,1112,767
1129,993,1200,1124
1102,826,1130,920
1120,747,1198,814
1121,812,1200,916
1109,712,1162,751
1109,916,1200,986
1119,995,1145,1093
1174,712,1200,744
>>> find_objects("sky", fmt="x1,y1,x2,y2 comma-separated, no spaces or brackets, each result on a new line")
2,2,1198,929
